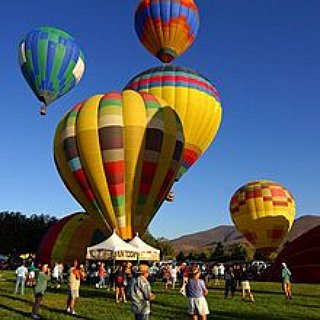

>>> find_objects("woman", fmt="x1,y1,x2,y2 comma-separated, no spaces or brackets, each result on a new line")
240,265,255,302
281,263,292,299
186,265,209,320
31,264,51,319
114,265,127,303
224,266,236,298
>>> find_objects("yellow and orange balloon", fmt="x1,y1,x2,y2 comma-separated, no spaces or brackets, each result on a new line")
54,90,184,240
230,180,296,257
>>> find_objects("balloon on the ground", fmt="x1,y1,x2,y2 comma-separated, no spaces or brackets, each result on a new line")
18,26,85,115
54,90,184,240
36,212,106,265
135,0,200,63
125,65,222,180
230,180,296,257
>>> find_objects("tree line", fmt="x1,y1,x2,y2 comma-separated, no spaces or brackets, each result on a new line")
0,211,57,255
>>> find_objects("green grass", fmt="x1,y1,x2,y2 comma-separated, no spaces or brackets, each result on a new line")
0,271,319,319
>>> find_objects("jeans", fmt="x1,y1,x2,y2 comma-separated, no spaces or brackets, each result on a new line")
15,276,26,294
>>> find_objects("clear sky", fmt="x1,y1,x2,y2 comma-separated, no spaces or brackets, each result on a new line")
0,1,319,239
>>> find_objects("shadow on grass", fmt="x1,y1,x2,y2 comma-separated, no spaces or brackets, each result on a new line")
0,303,31,318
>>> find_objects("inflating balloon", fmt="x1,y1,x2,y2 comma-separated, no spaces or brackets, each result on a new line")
36,212,106,265
54,90,184,239
135,0,200,63
230,180,296,257
126,65,222,180
18,26,85,115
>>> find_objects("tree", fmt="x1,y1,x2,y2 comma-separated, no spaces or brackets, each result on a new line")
210,242,225,262
176,251,186,262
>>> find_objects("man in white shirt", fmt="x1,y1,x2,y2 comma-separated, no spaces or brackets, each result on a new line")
15,262,28,294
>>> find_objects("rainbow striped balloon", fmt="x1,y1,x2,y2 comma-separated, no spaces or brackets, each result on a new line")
36,212,106,265
135,0,200,63
126,65,222,181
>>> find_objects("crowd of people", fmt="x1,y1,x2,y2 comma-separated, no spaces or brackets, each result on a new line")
12,259,293,319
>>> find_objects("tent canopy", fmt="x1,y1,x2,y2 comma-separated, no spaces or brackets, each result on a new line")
129,234,160,261
87,231,140,261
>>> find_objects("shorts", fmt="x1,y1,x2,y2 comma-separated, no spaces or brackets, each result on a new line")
188,297,209,315
242,281,250,291
70,288,79,298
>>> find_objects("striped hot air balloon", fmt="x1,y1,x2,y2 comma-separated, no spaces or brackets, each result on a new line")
126,65,222,181
230,180,296,258
54,90,184,240
18,26,85,115
36,212,106,265
135,0,200,63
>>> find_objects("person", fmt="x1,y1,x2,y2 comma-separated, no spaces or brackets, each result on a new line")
31,264,51,319
224,266,236,299
163,264,172,290
27,262,37,287
115,264,127,303
240,265,255,302
66,260,83,315
186,265,209,320
281,262,292,299
170,265,178,289
213,265,219,286
129,264,155,320
97,262,107,288
52,262,60,288
15,262,28,295
218,263,225,284
58,262,64,284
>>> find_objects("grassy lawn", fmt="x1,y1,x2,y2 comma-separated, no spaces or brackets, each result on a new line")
0,271,319,319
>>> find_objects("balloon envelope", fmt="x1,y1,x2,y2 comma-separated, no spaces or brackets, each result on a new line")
126,65,222,180
230,180,296,257
54,90,184,240
36,212,106,265
18,26,85,113
135,0,200,63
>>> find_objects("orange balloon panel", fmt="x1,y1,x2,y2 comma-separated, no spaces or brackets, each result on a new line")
230,180,296,257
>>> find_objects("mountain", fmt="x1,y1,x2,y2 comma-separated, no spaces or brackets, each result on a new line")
170,215,320,252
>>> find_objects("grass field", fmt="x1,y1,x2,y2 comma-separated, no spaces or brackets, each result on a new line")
0,271,319,319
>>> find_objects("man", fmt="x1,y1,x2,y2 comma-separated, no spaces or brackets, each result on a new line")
15,262,28,294
281,262,292,299
129,264,155,320
66,260,83,315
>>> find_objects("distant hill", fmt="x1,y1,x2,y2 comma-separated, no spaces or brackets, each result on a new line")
170,215,320,252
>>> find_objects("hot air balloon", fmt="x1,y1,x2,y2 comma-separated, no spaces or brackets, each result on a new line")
18,26,85,115
36,212,106,265
126,65,222,181
229,180,296,257
54,90,184,240
135,0,200,63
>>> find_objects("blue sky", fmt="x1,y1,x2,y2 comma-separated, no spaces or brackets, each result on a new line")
0,0,319,239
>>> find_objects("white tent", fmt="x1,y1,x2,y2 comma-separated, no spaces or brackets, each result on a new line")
129,234,160,261
86,231,140,261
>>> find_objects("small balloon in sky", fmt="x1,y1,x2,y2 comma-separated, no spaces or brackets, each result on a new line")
18,26,85,116
134,0,200,63
230,180,296,258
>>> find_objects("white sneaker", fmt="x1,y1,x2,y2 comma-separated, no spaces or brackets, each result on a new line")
31,314,40,319
71,310,77,315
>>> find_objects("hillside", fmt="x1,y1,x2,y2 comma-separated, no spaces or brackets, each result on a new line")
170,215,320,252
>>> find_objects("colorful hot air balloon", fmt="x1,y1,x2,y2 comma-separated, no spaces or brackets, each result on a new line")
230,180,296,257
54,90,184,240
126,65,222,180
18,26,85,115
36,212,106,265
135,0,200,63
